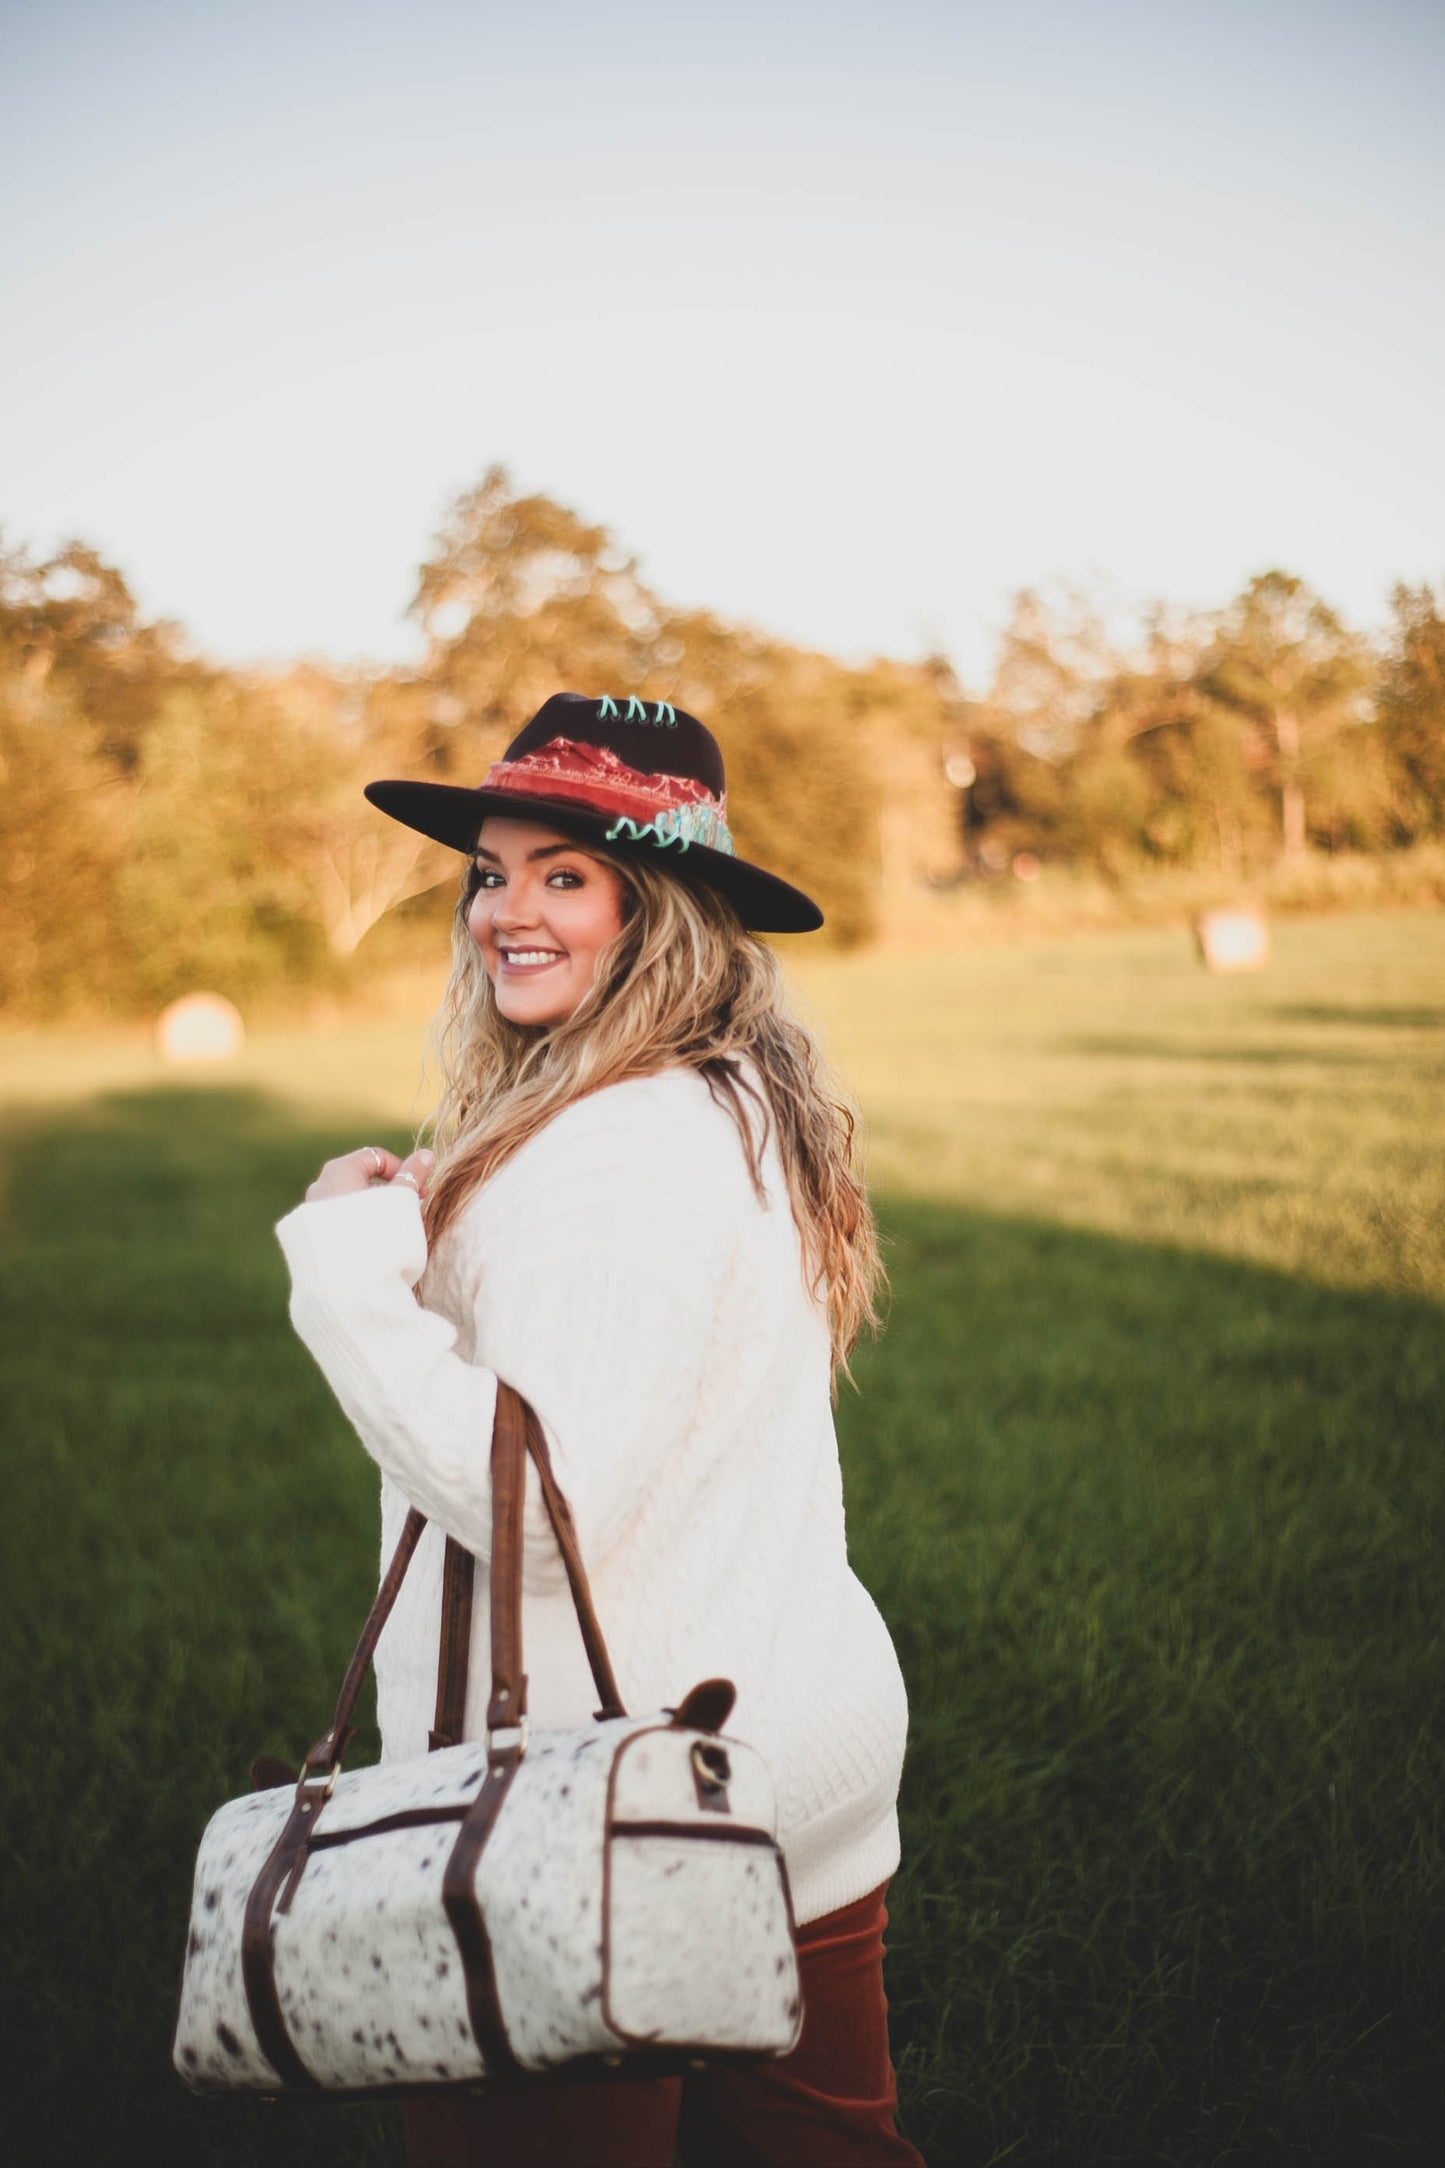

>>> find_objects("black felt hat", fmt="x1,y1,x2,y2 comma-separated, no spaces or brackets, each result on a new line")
364,691,823,934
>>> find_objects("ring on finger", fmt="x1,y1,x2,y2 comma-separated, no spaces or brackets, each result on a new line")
360,1145,383,1176
392,1168,422,1192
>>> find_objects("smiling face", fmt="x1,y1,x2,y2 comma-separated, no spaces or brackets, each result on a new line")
467,817,629,1029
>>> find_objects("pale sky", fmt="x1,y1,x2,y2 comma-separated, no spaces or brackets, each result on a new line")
2,0,1442,687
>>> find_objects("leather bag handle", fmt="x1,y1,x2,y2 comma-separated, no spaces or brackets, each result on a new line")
484,1384,626,1747
300,1382,625,1783
427,1531,476,1752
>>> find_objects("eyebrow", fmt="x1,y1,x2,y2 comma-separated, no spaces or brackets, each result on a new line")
473,842,585,866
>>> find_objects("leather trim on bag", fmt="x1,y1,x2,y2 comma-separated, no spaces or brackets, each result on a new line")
440,1758,523,2075
773,1849,805,2054
250,1754,299,1792
241,1792,325,2090
667,1678,736,1733
305,1801,473,1850
236,2042,775,2103
597,1722,680,2049
608,1819,779,1846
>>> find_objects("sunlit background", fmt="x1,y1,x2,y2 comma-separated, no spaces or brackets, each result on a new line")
4,13,1445,2164
3,0,1442,678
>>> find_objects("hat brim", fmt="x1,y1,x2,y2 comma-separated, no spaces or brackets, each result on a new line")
364,780,825,935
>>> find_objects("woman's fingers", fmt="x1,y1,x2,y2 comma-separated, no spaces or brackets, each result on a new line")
388,1148,436,1199
303,1144,404,1204
301,1144,434,1205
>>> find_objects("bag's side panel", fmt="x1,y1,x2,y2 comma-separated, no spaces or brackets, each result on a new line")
478,1722,635,2069
606,1834,802,2053
609,1727,778,1830
173,1788,296,2089
272,1827,483,2088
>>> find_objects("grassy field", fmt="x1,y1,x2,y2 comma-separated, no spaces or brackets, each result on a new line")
1,910,1442,2165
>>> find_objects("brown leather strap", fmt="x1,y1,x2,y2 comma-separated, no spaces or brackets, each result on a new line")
302,1388,627,1784
486,1385,529,1736
241,1792,324,2089
441,1758,523,2074
302,1505,428,1778
429,1537,475,1752
481,1386,628,1732
521,1403,626,1721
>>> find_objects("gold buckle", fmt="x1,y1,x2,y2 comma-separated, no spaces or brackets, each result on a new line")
298,1761,340,1804
487,1717,529,1769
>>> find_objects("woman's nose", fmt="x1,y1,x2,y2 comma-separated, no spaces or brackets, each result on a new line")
493,886,539,931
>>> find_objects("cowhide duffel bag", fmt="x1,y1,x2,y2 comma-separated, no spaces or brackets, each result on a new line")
173,1384,802,2096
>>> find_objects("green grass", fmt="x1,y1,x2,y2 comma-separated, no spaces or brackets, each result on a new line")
2,911,1442,2165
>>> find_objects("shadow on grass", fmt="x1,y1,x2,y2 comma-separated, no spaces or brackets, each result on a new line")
1268,1004,1445,1031
1063,1034,1384,1067
1,1088,1442,2167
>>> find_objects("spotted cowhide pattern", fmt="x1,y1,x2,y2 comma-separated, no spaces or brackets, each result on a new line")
173,1702,799,2091
607,1833,800,2050
602,1725,802,2054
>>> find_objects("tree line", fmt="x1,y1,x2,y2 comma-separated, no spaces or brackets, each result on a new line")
963,572,1444,884
2,465,1441,1019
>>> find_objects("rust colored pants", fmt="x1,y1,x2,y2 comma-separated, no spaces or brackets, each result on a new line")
403,1882,925,2167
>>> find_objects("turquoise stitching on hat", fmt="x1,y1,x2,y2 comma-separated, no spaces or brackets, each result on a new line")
625,696,648,720
597,695,619,718
654,702,676,726
608,815,687,851
605,807,737,856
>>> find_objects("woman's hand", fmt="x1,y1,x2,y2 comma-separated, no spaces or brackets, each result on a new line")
304,1145,436,1205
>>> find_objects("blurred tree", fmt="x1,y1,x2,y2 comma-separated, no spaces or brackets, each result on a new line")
114,666,464,1002
988,585,1120,764
0,534,182,768
111,678,338,1007
961,578,1387,881
651,607,881,943
849,653,966,897
1106,610,1272,876
1199,571,1372,861
972,585,1149,877
411,465,658,761
265,666,456,956
0,669,131,1016
0,536,189,1016
1377,582,1445,841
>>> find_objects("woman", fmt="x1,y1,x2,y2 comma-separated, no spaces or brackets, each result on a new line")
276,692,921,2167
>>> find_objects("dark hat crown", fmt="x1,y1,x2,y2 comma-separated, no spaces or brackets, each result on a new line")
505,693,725,799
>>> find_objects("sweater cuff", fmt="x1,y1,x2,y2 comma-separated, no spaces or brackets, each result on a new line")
275,1183,428,1293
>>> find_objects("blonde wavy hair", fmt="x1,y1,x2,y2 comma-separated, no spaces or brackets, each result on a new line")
417,843,883,1374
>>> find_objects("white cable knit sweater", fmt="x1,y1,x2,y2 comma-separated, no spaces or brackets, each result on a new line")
275,1066,908,1925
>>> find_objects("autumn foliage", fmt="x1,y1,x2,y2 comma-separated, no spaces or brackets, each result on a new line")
1,474,1441,1020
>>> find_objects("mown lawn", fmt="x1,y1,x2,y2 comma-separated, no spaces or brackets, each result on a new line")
1,911,1441,2165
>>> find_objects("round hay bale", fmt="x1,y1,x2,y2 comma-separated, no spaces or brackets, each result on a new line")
1194,906,1269,973
155,992,245,1064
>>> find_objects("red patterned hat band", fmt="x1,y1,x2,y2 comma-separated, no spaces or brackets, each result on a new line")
481,736,736,858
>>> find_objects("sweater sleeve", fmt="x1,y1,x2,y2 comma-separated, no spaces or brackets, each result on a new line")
275,1180,504,1555
275,1078,756,1594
